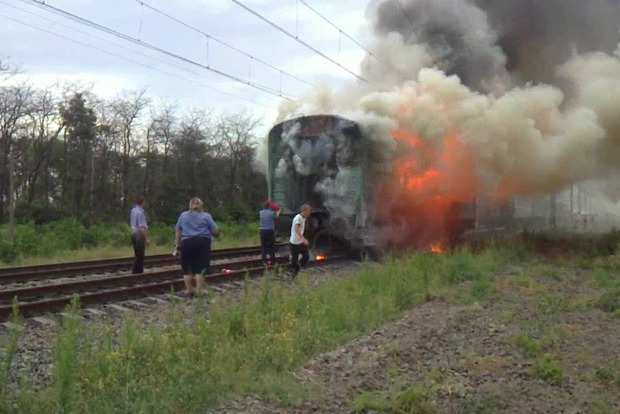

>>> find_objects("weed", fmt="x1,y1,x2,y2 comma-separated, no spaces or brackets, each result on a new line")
595,284,620,313
531,355,564,386
352,383,439,414
352,391,391,413
535,294,567,316
589,400,618,414
395,385,439,414
458,394,508,413
594,360,620,389
0,299,23,411
514,332,543,358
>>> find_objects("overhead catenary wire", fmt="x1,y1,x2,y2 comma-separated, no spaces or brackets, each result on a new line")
3,1,262,94
297,0,382,63
16,0,295,100
396,0,417,32
0,12,280,110
133,0,315,88
230,0,369,83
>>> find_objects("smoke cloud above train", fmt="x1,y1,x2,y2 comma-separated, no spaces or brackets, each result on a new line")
268,0,620,246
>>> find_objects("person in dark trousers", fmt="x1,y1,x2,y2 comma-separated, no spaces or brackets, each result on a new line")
175,197,219,296
289,204,311,278
259,199,280,266
129,195,149,274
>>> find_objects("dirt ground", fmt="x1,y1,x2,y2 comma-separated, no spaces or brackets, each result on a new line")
217,261,620,413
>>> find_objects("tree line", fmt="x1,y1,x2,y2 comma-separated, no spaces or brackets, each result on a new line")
0,58,267,238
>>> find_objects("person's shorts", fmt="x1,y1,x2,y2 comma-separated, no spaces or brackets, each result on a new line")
180,237,212,275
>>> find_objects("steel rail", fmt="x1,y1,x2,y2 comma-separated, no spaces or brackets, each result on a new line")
0,257,289,304
0,244,286,284
0,258,338,320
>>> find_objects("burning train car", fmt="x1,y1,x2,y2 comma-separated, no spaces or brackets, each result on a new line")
266,114,512,255
266,115,376,256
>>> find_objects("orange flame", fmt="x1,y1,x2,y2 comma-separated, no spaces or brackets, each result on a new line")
375,104,481,250
430,244,444,254
315,255,326,261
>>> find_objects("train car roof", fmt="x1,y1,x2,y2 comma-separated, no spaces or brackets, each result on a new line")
268,114,361,141
269,114,357,132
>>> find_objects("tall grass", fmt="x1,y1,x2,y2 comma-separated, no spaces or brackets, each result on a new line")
0,247,508,413
0,219,259,267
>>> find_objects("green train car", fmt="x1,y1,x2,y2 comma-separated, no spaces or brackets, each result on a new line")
267,114,375,255
267,114,516,254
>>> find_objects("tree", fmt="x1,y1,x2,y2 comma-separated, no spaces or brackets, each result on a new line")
111,89,149,211
24,88,64,205
59,92,97,215
213,111,261,205
0,83,32,221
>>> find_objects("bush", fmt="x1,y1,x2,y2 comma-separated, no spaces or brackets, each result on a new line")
0,238,19,264
211,203,256,223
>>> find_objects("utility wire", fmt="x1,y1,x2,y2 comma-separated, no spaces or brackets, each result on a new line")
230,0,368,82
17,0,294,100
133,0,315,88
3,1,263,96
0,12,279,109
396,0,416,31
297,0,381,63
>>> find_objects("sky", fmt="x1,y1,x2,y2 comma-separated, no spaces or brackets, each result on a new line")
0,0,370,132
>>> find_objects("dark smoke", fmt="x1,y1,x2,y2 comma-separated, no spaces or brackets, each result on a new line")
369,0,620,90
473,0,620,84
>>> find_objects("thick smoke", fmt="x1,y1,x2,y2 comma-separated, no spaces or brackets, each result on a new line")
271,0,620,247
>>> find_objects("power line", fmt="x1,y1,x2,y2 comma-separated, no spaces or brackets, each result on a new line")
0,12,279,110
133,0,315,88
396,0,417,32
230,0,368,83
297,0,381,63
17,0,295,100
2,1,268,98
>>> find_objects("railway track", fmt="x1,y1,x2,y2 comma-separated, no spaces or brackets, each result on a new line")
0,244,286,285
0,254,342,322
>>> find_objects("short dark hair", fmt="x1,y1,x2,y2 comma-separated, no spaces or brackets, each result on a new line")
262,200,271,209
136,195,145,206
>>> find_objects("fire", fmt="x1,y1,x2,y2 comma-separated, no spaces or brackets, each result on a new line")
430,244,444,254
315,255,327,261
374,104,480,250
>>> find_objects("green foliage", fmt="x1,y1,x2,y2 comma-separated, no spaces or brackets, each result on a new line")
211,203,256,223
352,391,391,412
395,385,439,414
0,300,24,412
0,237,19,264
0,248,507,412
458,394,509,414
595,284,620,313
594,360,620,389
531,355,564,386
514,332,543,358
0,217,258,265
352,384,439,414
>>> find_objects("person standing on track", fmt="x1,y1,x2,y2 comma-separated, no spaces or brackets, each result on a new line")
289,204,311,278
129,195,149,274
175,197,219,296
259,199,280,266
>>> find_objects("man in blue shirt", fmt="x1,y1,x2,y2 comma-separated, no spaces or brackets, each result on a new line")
129,195,149,274
259,199,280,265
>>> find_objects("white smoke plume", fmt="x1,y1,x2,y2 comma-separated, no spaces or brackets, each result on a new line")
272,0,620,245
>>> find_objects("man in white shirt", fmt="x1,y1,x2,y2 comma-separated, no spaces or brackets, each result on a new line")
289,204,311,277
